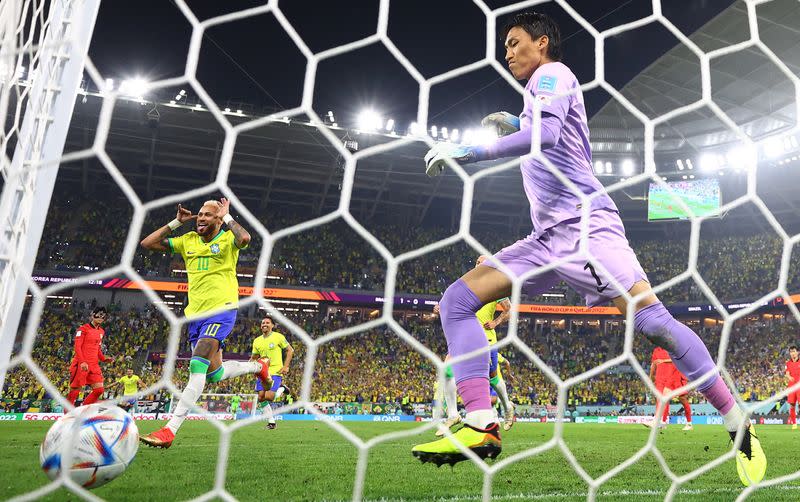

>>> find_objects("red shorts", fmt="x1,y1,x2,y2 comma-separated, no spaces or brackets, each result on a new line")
69,360,103,387
788,387,800,405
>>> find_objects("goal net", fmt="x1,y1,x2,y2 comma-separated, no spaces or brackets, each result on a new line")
167,393,258,419
2,0,800,501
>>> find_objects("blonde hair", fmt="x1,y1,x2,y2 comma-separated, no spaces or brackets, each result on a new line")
202,200,222,211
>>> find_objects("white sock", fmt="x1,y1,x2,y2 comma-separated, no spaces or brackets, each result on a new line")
465,409,497,429
274,386,285,400
166,372,206,434
723,405,746,433
491,379,512,415
262,401,275,424
219,360,260,381
444,378,459,420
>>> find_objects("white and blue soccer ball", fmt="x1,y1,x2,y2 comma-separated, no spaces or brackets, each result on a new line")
40,403,139,489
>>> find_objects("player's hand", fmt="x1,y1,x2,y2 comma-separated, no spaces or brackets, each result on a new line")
424,144,480,177
432,304,440,316
79,362,89,371
481,111,520,137
279,366,289,376
218,197,230,220
483,320,496,330
508,374,518,385
176,204,197,223
106,356,115,363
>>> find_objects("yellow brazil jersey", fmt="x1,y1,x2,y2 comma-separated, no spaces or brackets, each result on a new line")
475,298,508,345
497,353,506,380
251,331,290,375
119,375,141,395
169,230,244,317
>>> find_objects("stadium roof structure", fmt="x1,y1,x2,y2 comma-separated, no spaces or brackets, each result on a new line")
591,0,800,158
52,1,800,237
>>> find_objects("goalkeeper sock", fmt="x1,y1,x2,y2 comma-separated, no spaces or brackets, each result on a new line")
439,279,493,423
491,378,511,415
167,357,209,434
459,379,495,428
218,360,261,381
444,377,459,420
634,302,735,415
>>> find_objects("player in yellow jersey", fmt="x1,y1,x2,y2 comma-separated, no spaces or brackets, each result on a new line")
251,315,294,429
138,198,271,448
108,368,145,412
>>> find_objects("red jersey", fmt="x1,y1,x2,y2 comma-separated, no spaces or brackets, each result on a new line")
73,323,107,364
787,358,800,385
652,347,674,382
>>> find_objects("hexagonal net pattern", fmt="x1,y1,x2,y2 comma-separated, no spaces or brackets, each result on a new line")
2,0,800,501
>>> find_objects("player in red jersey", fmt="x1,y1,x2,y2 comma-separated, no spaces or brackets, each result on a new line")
648,346,692,430
786,345,800,430
66,307,115,406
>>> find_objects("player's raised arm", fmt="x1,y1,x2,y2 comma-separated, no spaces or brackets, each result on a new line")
492,298,513,329
140,204,196,251
217,198,250,249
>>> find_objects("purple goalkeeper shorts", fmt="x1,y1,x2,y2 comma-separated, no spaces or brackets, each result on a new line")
483,209,648,307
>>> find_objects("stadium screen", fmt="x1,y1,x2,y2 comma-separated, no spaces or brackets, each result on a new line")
647,178,721,221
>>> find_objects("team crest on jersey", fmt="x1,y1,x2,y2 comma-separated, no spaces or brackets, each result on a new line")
210,243,220,254
269,343,275,349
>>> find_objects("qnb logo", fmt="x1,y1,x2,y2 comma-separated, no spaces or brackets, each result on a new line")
372,415,401,422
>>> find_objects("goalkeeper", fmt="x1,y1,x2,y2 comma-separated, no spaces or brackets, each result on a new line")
412,11,765,487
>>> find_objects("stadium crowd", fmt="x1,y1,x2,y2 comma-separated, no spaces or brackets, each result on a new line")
35,195,799,306
2,304,796,414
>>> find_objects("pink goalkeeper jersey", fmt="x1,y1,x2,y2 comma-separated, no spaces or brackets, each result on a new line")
519,62,617,237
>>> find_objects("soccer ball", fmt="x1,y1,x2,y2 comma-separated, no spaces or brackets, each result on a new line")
40,403,139,489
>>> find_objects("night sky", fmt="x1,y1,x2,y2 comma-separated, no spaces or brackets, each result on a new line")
88,0,736,130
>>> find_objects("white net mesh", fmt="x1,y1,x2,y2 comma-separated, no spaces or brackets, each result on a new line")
2,0,800,501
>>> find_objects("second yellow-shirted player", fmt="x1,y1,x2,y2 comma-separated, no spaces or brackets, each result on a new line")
108,368,146,411
251,315,294,430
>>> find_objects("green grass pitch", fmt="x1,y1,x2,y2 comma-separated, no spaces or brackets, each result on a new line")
648,191,718,221
2,421,799,501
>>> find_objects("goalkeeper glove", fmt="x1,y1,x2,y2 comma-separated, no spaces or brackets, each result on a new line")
424,143,482,177
481,111,520,137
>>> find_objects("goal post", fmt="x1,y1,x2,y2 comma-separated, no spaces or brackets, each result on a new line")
0,0,101,390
